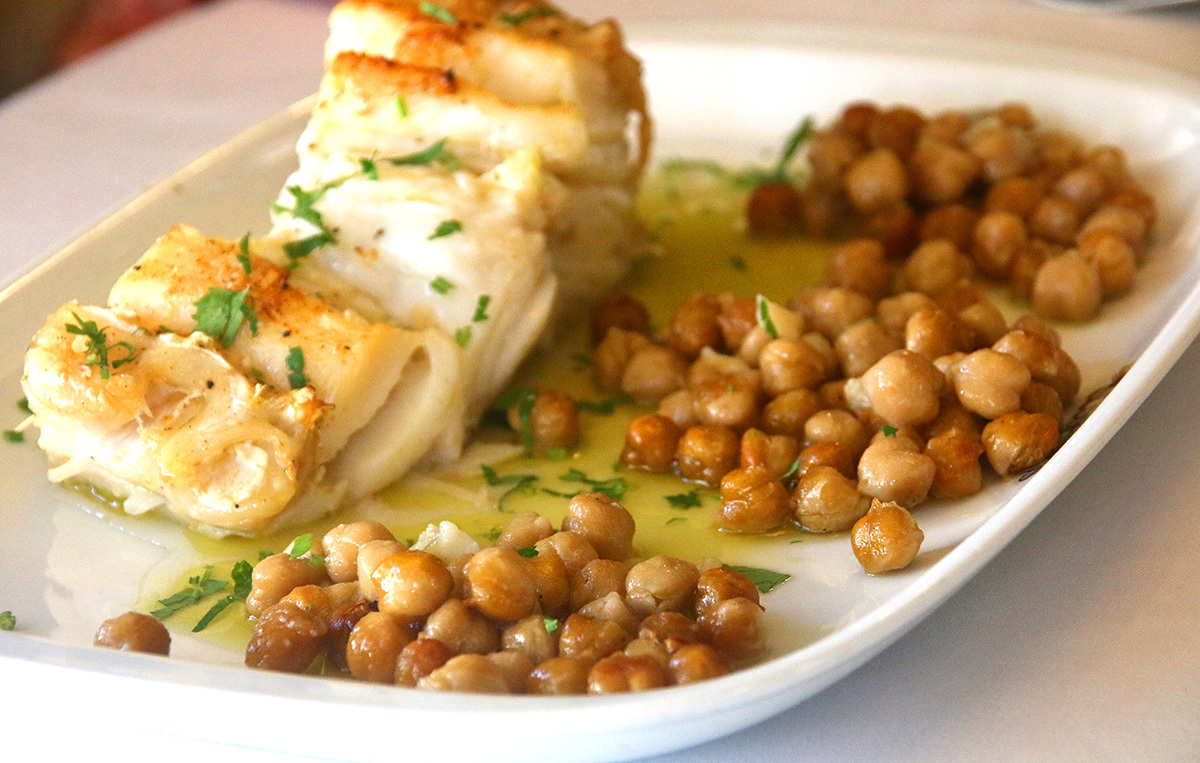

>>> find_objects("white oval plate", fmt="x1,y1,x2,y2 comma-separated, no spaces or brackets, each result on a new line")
2,23,1200,763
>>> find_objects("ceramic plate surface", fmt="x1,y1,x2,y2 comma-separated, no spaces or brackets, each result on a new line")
3,23,1200,763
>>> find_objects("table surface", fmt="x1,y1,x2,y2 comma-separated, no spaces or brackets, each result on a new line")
2,1,1199,760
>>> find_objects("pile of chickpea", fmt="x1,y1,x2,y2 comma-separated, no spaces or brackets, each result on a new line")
226,493,765,693
748,101,1155,322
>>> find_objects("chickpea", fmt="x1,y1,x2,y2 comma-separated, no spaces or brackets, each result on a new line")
570,559,629,611
808,130,864,188
803,409,871,458
924,397,983,441
394,638,453,687
587,653,670,694
561,492,636,561
716,297,759,350
1077,229,1136,296
698,597,764,660
496,512,554,551
689,347,761,387
837,101,879,139
693,375,760,430
827,239,893,300
503,615,560,665
94,612,170,655
694,567,760,617
799,287,876,340
1010,241,1051,299
957,300,1008,348
870,424,924,451
972,210,1028,280
1054,166,1109,216
463,547,539,622
718,466,792,532
921,110,973,143
594,327,651,393
657,389,699,429
621,344,689,403
579,591,641,637
920,204,979,251
984,177,1042,219
796,441,857,480
1032,251,1103,322
526,657,592,695
864,203,921,260
1047,347,1081,404
321,521,395,584
669,644,732,685
327,598,373,671
903,239,972,297
909,138,979,205
905,307,970,361
418,654,511,694
844,148,909,214
794,465,872,532
245,601,328,673
758,338,827,396
982,411,1060,477
675,425,741,486
952,348,1032,419
835,319,901,378
760,388,822,438
859,350,944,428
797,186,846,237
1075,202,1146,251
246,552,329,617
625,556,700,618
851,499,925,574
278,584,336,624
933,281,986,315
1011,314,1062,348
964,122,1033,182
1105,185,1157,233
995,102,1036,130
993,329,1060,382
1030,195,1082,246
370,550,454,619
1021,381,1065,424
507,388,579,452
624,637,671,666
746,181,801,236
534,532,599,578
525,545,571,616
1085,145,1131,188
589,292,650,346
1034,129,1082,174
621,413,683,472
867,105,925,158
857,437,936,507
558,613,630,661
876,292,937,338
924,431,985,499
664,293,723,358
739,428,801,480
637,612,702,652
421,599,500,655
346,612,412,683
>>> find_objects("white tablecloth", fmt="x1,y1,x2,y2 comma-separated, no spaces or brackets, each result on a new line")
2,1,1198,760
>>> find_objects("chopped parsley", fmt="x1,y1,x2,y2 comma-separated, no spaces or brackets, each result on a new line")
358,156,380,180
472,295,491,322
543,617,560,635
666,517,686,526
575,394,629,415
386,138,457,169
544,446,568,461
237,232,252,275
781,455,803,480
481,526,503,543
768,115,816,181
193,288,257,348
494,387,537,452
429,219,463,240
558,468,626,501
192,559,253,633
289,533,314,558
17,398,31,415
430,275,455,295
455,326,472,347
665,490,702,509
882,425,899,437
419,0,457,25
730,255,748,272
723,564,791,594
515,546,539,558
286,347,307,389
282,232,336,267
3,430,23,443
499,7,559,24
151,566,227,620
396,96,410,119
65,312,138,380
481,464,539,509
755,294,779,339
0,611,14,630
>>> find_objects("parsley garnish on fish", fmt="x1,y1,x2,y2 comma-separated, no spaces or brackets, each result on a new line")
396,96,410,119
429,219,463,240
358,156,380,181
430,275,455,295
499,7,558,24
17,398,31,415
3,430,23,443
455,326,472,347
386,139,458,169
472,295,491,322
286,346,307,389
193,288,257,348
65,312,138,380
237,232,253,275
419,1,457,25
